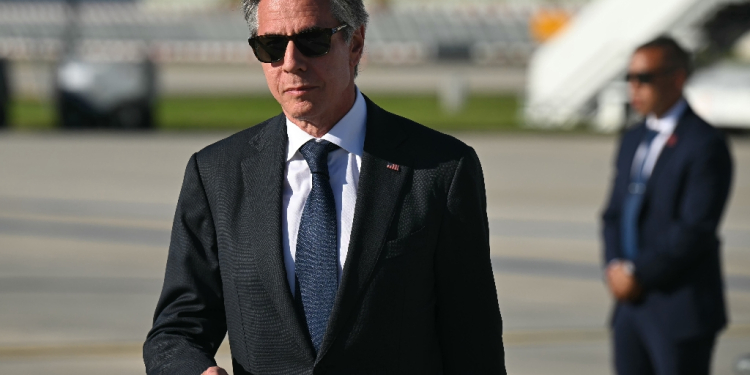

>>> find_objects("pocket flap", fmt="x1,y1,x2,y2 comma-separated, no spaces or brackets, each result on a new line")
385,226,427,259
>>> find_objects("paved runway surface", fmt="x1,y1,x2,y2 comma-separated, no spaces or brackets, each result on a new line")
0,131,748,374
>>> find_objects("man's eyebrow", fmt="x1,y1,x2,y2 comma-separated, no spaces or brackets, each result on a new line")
298,25,324,34
259,26,324,37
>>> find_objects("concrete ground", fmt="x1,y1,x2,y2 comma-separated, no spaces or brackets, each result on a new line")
0,131,748,374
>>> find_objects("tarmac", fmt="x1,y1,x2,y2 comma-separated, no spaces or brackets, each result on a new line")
0,130,748,374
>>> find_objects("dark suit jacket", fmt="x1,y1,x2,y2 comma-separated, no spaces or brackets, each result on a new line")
144,96,506,375
602,105,733,339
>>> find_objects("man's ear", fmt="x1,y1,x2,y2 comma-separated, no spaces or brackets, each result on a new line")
674,68,688,91
349,25,366,68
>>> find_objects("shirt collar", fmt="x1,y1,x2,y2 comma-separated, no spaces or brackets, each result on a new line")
646,98,687,134
285,88,367,161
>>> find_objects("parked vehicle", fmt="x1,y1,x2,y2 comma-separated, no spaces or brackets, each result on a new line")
684,63,750,131
55,57,156,129
54,0,156,129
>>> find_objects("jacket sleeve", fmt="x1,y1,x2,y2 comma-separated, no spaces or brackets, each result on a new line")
633,136,733,290
434,147,506,374
143,153,227,375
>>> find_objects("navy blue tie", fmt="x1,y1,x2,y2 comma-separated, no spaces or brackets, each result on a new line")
620,129,660,260
295,139,340,353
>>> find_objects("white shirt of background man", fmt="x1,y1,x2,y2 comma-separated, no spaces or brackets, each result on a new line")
631,98,688,179
617,98,688,274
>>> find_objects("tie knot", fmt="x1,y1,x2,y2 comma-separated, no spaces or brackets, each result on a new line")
299,139,339,175
643,128,660,145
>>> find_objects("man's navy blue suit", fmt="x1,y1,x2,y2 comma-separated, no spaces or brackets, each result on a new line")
602,105,733,375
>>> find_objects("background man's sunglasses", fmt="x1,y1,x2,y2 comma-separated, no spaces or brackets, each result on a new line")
625,68,675,84
248,24,349,63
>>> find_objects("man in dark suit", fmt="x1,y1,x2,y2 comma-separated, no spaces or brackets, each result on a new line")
143,0,505,373
602,36,733,375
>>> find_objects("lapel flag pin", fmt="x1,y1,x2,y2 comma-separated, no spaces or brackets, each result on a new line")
386,163,400,172
667,134,678,148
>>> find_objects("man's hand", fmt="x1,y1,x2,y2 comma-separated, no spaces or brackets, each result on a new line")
606,261,642,302
202,366,229,375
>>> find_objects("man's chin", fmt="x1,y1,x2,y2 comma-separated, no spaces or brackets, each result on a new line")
630,102,650,117
283,101,319,122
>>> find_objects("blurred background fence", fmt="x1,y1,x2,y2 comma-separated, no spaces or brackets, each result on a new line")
0,0,576,130
0,0,749,131
0,0,567,65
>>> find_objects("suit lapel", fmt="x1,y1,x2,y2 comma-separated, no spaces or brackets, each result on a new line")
238,115,316,360
317,97,410,361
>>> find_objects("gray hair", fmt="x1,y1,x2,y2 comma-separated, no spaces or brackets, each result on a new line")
241,0,369,42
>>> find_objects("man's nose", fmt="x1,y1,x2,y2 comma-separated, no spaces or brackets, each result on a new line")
281,40,307,72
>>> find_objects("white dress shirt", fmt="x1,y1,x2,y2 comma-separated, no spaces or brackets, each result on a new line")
282,88,367,296
631,99,688,179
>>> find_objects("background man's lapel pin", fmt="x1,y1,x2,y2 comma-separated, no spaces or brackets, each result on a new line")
386,163,400,172
667,134,678,148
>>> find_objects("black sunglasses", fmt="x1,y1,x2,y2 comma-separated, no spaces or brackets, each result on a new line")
625,68,675,84
248,24,349,63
